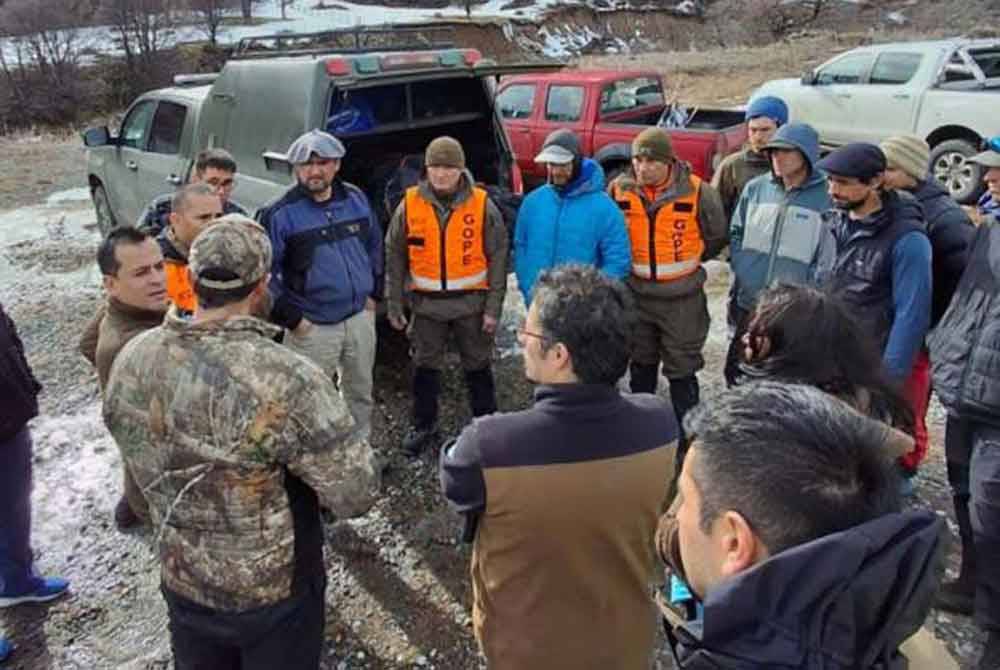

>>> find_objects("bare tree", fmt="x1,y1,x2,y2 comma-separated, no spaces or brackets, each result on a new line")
187,0,239,44
100,0,176,74
744,0,830,40
280,0,294,20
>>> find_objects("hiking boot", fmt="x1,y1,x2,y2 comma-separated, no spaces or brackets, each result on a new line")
935,577,975,616
0,637,12,662
977,632,1000,670
0,577,70,608
402,425,438,457
114,495,141,531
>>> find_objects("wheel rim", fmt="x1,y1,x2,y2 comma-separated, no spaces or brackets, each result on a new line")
932,151,976,198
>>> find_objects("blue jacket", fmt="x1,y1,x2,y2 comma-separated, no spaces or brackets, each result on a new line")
261,181,383,329
514,159,630,303
729,123,833,310
978,190,1000,219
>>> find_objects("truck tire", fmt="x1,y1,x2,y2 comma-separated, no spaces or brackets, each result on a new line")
93,184,117,236
930,139,985,205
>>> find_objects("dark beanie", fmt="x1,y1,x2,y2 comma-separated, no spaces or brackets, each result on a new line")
632,127,674,163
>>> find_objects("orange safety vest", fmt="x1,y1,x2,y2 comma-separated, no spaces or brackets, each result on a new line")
164,259,196,312
405,186,489,292
614,175,705,282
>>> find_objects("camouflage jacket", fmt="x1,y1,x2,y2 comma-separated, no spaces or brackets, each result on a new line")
102,309,378,612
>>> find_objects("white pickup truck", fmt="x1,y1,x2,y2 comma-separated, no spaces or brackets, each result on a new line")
754,38,1000,203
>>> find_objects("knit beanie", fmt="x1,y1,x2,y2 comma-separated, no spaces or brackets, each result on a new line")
425,136,465,169
745,95,789,126
879,135,930,182
632,127,674,163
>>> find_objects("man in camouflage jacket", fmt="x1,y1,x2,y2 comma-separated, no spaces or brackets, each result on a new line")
103,215,379,669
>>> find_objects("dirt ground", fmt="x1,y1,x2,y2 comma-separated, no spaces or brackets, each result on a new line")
0,38,985,669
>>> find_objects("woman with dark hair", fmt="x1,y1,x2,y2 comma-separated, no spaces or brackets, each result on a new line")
736,283,914,442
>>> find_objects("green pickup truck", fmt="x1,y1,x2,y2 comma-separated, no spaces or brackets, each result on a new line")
83,26,556,234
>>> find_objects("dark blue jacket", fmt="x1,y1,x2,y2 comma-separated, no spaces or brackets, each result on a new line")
912,178,974,326
260,181,383,329
0,303,41,441
670,511,946,669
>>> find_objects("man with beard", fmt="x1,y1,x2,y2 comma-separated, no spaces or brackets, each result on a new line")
259,130,383,444
817,143,931,392
513,129,630,305
386,137,509,455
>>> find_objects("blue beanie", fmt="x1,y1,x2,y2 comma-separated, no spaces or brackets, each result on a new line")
746,96,789,126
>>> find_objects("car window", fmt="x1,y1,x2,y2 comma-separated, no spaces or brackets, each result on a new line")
870,52,922,85
498,84,536,120
545,85,584,122
969,46,1000,78
815,53,873,85
148,102,188,155
119,101,156,150
600,77,664,116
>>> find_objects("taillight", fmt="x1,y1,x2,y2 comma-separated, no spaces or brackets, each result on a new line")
512,162,524,195
325,58,351,76
463,49,482,66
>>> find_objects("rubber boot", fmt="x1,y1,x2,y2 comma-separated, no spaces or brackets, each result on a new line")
630,362,659,395
465,367,497,418
402,367,440,456
935,494,977,616
977,631,1000,670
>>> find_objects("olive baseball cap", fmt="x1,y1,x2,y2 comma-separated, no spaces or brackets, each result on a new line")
286,129,346,164
189,215,272,290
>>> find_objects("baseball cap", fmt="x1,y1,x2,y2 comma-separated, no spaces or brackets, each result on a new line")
189,215,272,290
286,129,346,164
816,143,887,180
969,136,1000,168
534,129,580,164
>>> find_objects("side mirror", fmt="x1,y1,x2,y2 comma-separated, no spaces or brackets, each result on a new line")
800,70,817,86
82,126,112,148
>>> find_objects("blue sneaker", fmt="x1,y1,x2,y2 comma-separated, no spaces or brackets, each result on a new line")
0,577,70,608
0,637,12,662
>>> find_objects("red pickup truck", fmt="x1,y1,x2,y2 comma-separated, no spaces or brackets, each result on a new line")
497,70,748,186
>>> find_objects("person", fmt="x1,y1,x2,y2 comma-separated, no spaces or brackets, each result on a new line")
725,121,832,386
513,128,630,304
440,264,678,670
880,134,974,476
159,183,224,313
137,148,247,235
712,95,788,220
0,303,70,612
385,137,509,455
78,227,168,529
260,129,383,443
737,284,913,439
969,135,1000,224
928,213,1000,670
102,216,379,669
817,143,931,393
610,127,727,443
655,382,955,669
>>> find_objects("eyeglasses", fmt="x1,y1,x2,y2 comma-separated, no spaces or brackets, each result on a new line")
983,136,1000,154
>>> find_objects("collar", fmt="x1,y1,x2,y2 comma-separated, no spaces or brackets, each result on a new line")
164,226,190,261
163,307,281,340
533,383,621,407
106,297,166,326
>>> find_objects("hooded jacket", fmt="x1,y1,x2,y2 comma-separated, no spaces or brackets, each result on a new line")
0,302,41,442
911,178,974,327
729,123,834,311
513,159,630,304
928,218,1000,426
712,146,771,221
821,190,931,381
669,511,948,669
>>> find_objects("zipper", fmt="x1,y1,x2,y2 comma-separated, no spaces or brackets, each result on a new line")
647,200,658,282
552,196,564,270
440,205,452,291
328,208,357,308
763,189,793,287
954,281,993,411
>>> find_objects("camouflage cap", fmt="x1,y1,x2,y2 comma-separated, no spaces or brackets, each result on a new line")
189,214,272,290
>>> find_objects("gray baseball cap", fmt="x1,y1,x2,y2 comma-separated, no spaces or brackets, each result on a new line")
969,150,1000,168
534,129,580,165
286,129,346,164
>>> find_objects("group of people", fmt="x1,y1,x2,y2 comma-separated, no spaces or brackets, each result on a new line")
0,95,999,669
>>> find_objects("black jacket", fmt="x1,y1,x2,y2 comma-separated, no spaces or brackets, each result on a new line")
0,302,41,441
913,179,974,326
928,220,1000,426
669,511,946,669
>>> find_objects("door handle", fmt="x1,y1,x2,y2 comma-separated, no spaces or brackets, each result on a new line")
166,174,183,185
516,127,530,134
835,93,852,99
892,93,911,100
125,161,138,170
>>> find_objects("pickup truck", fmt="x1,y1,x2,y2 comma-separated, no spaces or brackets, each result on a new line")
496,69,747,186
754,38,1000,204
82,26,556,235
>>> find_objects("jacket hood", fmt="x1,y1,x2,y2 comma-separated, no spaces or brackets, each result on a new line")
674,511,946,669
913,177,950,205
768,122,821,174
558,158,605,198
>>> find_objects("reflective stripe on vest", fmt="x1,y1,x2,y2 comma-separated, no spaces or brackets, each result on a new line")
615,176,705,282
164,259,196,312
405,186,489,292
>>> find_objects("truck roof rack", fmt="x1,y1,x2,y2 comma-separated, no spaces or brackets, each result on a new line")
231,25,456,60
173,73,219,87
